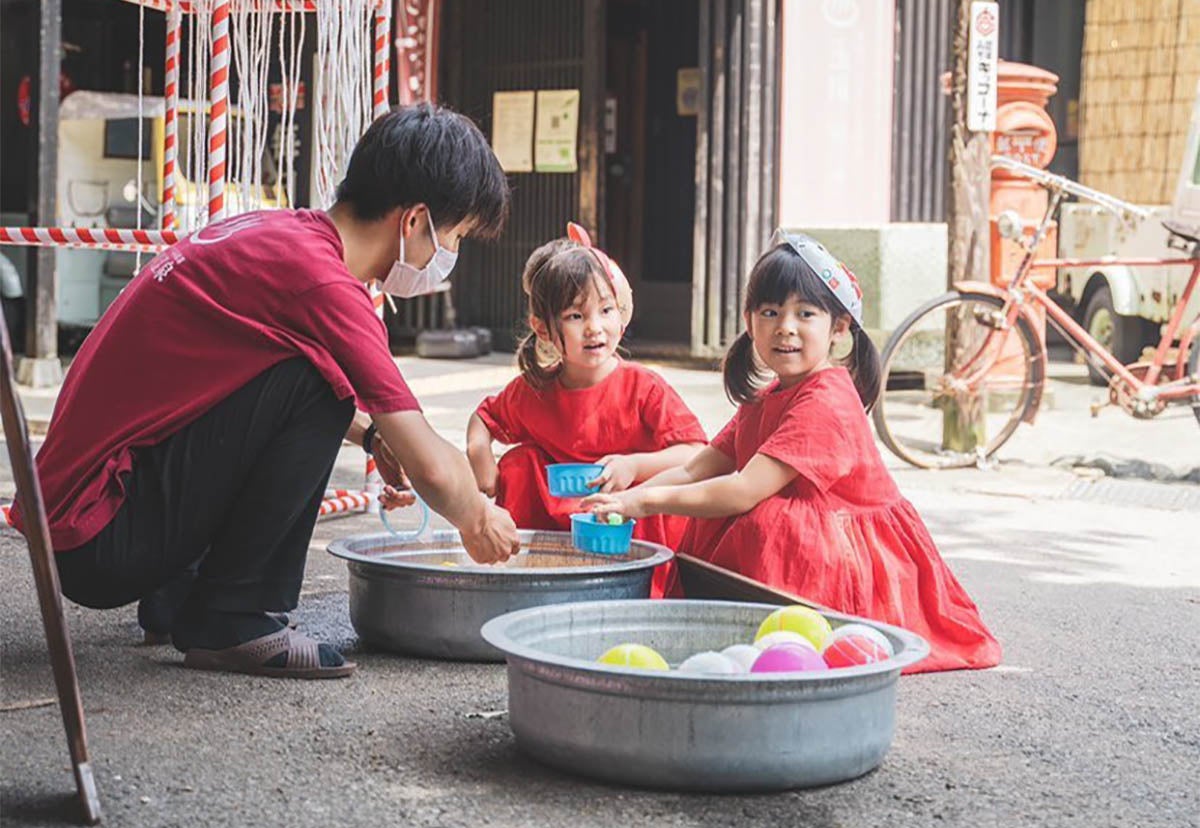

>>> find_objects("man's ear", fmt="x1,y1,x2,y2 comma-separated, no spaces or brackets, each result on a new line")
393,205,424,237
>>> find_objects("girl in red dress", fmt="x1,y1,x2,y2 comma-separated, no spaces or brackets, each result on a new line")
585,233,1001,672
466,226,707,595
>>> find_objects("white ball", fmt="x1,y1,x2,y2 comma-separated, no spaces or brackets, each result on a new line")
829,623,894,656
719,644,760,673
677,651,740,675
754,631,816,652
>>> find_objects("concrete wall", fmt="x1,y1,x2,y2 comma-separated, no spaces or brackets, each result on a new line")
778,0,895,226
788,224,948,340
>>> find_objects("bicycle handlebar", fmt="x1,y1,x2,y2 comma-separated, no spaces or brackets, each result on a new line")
991,155,1154,222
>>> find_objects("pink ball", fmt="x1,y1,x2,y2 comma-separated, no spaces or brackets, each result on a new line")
750,643,829,674
823,634,890,669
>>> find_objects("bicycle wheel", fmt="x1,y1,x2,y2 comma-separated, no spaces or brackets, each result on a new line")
1189,335,1200,428
873,291,1045,469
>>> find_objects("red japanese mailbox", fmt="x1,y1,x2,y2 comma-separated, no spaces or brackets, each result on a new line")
990,61,1060,289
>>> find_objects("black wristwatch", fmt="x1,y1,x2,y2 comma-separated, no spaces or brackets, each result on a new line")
362,423,378,456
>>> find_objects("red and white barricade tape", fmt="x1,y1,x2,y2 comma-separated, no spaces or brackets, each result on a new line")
0,226,177,252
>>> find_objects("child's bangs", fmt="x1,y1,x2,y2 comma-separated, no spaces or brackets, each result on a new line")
544,250,613,315
746,244,842,316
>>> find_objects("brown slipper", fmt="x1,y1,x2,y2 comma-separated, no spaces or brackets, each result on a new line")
183,628,355,679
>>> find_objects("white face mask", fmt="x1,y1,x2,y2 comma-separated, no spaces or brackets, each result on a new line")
381,209,459,298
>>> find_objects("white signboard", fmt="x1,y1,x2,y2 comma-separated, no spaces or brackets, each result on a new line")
967,1,999,132
491,91,535,173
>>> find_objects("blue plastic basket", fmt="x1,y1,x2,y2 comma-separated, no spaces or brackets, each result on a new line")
570,512,636,555
547,463,605,497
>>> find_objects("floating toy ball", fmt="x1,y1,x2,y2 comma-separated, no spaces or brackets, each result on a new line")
754,605,833,651
720,644,761,672
823,634,891,669
750,643,830,674
596,643,669,671
606,513,625,526
677,651,741,675
754,630,816,652
828,623,894,656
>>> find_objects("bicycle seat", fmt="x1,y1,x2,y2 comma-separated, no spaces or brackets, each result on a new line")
1162,219,1200,245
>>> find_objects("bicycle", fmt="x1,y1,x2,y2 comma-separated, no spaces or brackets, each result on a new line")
872,156,1200,469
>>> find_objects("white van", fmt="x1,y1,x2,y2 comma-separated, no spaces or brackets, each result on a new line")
1056,84,1200,382
54,90,283,326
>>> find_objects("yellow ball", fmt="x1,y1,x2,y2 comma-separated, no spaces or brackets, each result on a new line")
754,605,833,651
596,643,669,670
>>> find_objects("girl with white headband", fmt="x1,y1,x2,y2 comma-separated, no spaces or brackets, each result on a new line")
586,233,1001,672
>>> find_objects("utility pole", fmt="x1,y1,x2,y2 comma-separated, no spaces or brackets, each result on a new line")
19,0,64,387
943,0,997,453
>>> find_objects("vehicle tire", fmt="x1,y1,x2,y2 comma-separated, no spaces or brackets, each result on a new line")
1082,285,1146,386
873,290,1044,469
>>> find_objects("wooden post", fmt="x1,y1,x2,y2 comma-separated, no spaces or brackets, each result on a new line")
21,0,63,386
579,0,605,237
943,0,993,454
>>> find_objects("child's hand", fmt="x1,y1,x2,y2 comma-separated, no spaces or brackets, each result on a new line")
592,454,638,493
581,489,648,520
468,447,499,497
379,484,418,511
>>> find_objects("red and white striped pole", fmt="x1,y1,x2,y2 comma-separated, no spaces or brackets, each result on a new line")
162,2,181,230
207,0,231,223
0,226,177,253
372,4,392,119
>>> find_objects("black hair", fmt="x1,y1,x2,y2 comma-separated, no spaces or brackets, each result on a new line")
722,243,882,410
335,102,510,238
516,240,617,389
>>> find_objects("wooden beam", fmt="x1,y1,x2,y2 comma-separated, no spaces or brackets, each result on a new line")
578,0,604,236
690,0,712,356
944,0,992,453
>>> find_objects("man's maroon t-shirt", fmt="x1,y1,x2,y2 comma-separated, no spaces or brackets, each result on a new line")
13,209,419,550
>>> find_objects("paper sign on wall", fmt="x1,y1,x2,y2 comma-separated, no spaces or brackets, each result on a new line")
534,89,579,173
491,91,535,173
967,2,999,132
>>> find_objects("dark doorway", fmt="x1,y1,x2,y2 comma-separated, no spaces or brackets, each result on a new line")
604,0,699,346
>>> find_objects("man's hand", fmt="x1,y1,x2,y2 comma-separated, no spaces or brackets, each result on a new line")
591,454,639,493
459,502,520,564
372,433,418,510
468,446,500,497
379,484,417,511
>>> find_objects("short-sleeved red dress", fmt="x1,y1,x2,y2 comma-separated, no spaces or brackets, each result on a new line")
475,361,708,596
679,367,1001,673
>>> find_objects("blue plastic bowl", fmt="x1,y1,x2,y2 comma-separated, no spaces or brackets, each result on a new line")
547,463,605,497
570,512,637,555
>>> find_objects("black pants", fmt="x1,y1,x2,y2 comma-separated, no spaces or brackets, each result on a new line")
56,358,355,616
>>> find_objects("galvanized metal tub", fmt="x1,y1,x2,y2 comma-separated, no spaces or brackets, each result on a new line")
481,599,929,791
326,531,672,661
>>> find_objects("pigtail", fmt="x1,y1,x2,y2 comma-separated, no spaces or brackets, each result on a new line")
722,330,769,406
846,324,882,412
517,330,561,390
